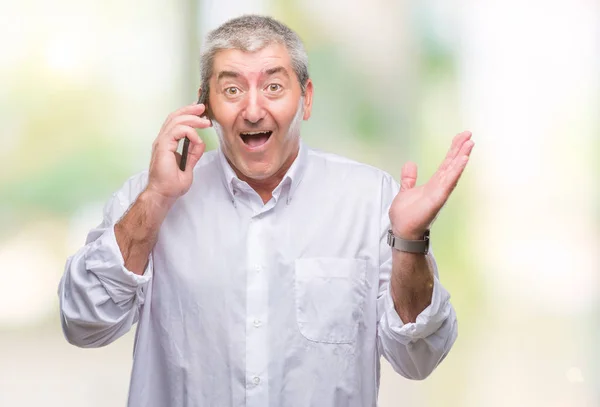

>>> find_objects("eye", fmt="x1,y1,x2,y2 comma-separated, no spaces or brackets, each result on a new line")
224,87,240,96
266,83,282,92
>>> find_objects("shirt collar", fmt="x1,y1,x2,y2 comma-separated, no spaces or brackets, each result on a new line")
217,139,308,205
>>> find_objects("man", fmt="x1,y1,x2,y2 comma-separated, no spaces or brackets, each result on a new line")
58,15,473,407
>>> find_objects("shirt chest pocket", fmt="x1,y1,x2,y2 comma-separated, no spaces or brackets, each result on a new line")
293,257,368,344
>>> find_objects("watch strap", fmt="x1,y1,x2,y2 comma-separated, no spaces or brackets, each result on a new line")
387,229,430,254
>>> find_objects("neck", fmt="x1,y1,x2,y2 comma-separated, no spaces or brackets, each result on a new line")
230,143,300,204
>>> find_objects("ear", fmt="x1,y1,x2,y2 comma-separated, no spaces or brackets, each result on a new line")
302,79,313,120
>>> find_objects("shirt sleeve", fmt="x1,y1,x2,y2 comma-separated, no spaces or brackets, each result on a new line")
376,173,458,380
58,173,152,348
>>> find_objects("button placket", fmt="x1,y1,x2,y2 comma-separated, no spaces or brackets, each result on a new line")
245,215,269,403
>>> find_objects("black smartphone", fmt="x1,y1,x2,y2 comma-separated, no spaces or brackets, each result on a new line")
179,91,208,171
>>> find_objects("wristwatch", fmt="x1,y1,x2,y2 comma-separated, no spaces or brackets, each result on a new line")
387,229,430,254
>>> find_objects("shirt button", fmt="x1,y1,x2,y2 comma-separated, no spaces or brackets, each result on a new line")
253,376,260,385
253,319,262,328
254,265,263,272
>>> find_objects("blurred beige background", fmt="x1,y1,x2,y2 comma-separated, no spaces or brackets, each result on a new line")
0,0,598,406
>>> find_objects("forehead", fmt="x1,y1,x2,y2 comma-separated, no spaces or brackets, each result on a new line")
212,43,293,80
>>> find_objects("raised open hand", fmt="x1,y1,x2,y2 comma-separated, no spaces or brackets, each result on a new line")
389,131,474,240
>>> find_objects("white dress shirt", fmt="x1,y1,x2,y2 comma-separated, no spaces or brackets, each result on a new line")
58,140,457,407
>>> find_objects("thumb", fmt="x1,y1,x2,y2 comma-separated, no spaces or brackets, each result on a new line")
400,161,418,191
185,140,206,172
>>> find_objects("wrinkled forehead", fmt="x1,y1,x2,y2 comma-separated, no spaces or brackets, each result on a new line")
211,43,294,83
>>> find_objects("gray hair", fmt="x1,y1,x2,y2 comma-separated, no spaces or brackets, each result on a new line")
199,15,309,104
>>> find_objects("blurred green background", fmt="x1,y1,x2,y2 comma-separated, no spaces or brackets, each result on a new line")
0,0,598,406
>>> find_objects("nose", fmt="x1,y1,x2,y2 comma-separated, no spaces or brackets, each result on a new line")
241,89,266,124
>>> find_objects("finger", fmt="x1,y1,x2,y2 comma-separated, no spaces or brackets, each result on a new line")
171,103,207,118
438,131,472,172
160,104,208,132
400,161,418,192
446,139,474,172
154,125,203,153
172,126,204,150
439,131,471,171
456,138,475,160
441,140,474,193
184,140,207,172
164,114,212,132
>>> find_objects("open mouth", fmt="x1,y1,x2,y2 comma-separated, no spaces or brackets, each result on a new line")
240,130,273,149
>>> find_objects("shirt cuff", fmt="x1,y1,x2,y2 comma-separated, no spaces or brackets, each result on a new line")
84,225,152,304
382,276,451,344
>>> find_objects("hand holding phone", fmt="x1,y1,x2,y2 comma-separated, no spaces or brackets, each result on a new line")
180,93,209,171
145,100,209,201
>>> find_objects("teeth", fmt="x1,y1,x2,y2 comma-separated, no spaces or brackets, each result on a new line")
241,131,271,135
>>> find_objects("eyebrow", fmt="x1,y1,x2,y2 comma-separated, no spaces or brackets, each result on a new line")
216,66,290,81
217,70,240,81
264,66,289,78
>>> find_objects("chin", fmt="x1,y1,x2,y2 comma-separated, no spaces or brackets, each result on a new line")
240,162,276,181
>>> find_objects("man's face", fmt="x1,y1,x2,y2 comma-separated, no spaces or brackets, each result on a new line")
206,43,313,181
